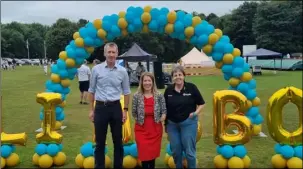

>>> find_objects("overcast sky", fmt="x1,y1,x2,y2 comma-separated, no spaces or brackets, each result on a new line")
1,1,244,25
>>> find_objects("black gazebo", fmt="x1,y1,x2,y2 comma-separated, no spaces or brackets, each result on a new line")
244,48,282,70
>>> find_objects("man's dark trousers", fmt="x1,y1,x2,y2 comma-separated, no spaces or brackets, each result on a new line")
94,101,123,168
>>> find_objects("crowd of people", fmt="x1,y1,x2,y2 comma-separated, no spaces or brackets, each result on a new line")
86,42,205,169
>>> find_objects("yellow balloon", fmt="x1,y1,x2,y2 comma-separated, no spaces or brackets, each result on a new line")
118,11,126,18
93,19,102,29
55,121,62,130
228,157,244,169
215,61,223,69
242,155,251,168
164,153,170,165
232,48,241,57
165,24,174,34
66,58,76,68
73,32,80,40
208,33,219,45
122,29,128,36
213,155,228,168
223,54,234,64
1,157,6,168
75,154,85,168
5,153,19,167
33,153,40,165
240,72,252,82
142,25,149,33
105,155,112,168
53,152,66,166
143,5,152,12
184,26,194,38
59,51,68,60
192,16,202,27
39,154,53,168
271,154,287,168
168,156,176,168
141,12,152,24
287,157,302,169
202,44,213,55
167,11,177,24
83,157,94,169
59,101,66,108
97,29,107,39
182,158,188,168
85,47,95,54
214,29,223,38
253,124,262,136
61,79,70,87
196,121,203,142
213,90,252,145
51,74,61,83
118,18,128,29
123,155,137,168
75,38,84,47
246,100,253,109
267,87,302,145
229,77,240,87
252,97,261,106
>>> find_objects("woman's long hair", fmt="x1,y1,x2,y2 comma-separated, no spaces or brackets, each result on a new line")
137,72,158,94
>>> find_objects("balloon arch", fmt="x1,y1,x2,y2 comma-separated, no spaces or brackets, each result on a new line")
35,5,264,169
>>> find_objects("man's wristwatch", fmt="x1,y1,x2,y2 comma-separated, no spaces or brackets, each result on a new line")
123,107,128,111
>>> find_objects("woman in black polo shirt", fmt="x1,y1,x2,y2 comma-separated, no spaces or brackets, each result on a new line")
164,65,205,168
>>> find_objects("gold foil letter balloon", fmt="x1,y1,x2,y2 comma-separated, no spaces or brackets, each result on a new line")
36,92,63,144
213,90,253,145
121,95,132,144
267,86,302,146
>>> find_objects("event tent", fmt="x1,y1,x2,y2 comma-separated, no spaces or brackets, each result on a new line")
244,48,283,69
180,47,214,67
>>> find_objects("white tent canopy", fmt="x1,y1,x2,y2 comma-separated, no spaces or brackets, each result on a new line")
180,47,215,67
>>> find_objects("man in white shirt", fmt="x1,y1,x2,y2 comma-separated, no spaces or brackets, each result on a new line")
77,60,91,104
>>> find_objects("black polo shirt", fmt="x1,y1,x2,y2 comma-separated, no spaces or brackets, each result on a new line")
164,82,205,123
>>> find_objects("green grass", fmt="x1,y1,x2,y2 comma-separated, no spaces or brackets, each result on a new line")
1,66,302,168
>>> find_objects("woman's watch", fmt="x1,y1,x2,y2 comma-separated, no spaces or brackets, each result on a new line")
123,108,128,111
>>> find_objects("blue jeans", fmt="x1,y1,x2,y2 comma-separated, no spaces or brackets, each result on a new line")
167,116,198,168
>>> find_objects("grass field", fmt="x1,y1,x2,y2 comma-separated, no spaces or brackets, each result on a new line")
1,65,302,168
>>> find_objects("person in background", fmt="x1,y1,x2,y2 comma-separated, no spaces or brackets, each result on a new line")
164,65,205,169
135,62,146,81
125,61,132,78
43,60,48,75
77,60,91,104
88,42,131,168
93,59,101,66
132,72,166,169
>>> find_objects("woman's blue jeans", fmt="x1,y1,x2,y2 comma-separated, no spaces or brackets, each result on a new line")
167,116,198,168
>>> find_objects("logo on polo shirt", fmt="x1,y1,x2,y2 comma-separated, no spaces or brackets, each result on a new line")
183,93,191,96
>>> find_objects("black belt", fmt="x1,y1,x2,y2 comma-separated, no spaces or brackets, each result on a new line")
96,100,120,106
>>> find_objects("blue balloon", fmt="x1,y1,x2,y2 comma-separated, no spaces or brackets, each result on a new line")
58,144,63,151
246,89,257,100
1,145,12,158
243,63,250,72
79,27,88,38
55,107,63,114
51,65,59,74
67,67,78,75
174,21,184,33
223,43,234,54
123,145,131,156
110,14,119,24
102,21,111,32
66,48,76,59
45,89,53,93
47,144,59,157
232,67,244,78
233,57,245,68
56,112,65,121
84,37,94,46
166,144,172,156
134,7,144,16
228,86,237,90
197,34,209,46
157,15,167,26
247,79,257,89
183,14,193,27
87,27,97,38
194,23,208,36
280,145,295,159
129,144,138,157
179,34,186,40
206,24,215,35
45,80,52,89
254,114,264,124
85,142,94,147
220,35,230,43
160,7,169,15
127,6,135,13
150,8,160,20
69,40,76,48
61,94,66,101
40,111,44,120
111,25,121,37
35,144,47,156
133,18,143,31
127,24,135,33
58,70,69,79
237,82,249,94
158,26,165,34
224,73,231,81
106,34,115,41
11,145,16,152
189,36,198,44
221,145,234,159
125,11,135,24
62,87,70,95
274,143,282,154
85,22,94,28
148,20,158,32
94,39,104,47
57,59,66,69
182,151,186,158
247,107,259,117
52,84,63,93
176,10,186,21
216,145,222,154
221,64,233,73
294,146,302,159
75,57,85,65
76,47,88,58
80,144,94,157
213,42,226,53
201,20,209,24
247,116,254,124
234,145,247,158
